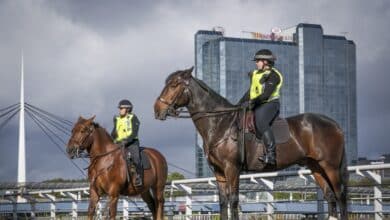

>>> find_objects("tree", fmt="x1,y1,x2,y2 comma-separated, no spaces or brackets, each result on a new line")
165,172,186,198
167,172,185,182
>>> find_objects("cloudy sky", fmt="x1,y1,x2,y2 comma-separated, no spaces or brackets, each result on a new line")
0,0,389,181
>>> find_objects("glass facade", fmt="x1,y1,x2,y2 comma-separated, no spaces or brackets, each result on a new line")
195,23,357,177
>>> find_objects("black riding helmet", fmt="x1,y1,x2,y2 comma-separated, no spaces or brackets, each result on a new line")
252,49,276,65
118,99,133,112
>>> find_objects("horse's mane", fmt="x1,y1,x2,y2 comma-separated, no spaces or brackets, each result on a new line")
191,77,234,107
92,122,101,128
92,122,114,142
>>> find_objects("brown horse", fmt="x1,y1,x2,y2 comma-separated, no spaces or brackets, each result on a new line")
154,67,348,220
66,116,167,220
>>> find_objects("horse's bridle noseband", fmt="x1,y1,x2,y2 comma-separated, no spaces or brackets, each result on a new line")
71,124,95,158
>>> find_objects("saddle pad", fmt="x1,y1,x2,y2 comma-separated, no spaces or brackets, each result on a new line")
140,147,151,170
271,118,290,144
241,112,290,144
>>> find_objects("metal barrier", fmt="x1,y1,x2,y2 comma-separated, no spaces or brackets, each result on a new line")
0,163,389,220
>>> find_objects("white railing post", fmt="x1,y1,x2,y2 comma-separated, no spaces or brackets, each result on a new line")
367,171,382,220
96,201,102,219
179,184,192,220
123,198,129,219
355,169,383,220
65,192,78,219
374,186,383,220
23,195,36,219
39,193,56,219
260,178,274,220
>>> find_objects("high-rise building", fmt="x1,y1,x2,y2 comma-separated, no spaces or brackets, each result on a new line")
194,24,357,177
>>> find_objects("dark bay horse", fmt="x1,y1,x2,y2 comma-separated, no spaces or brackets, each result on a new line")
154,67,348,219
67,116,167,220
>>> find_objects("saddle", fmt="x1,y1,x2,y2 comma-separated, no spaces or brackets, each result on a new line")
124,147,151,170
236,110,290,171
240,110,290,144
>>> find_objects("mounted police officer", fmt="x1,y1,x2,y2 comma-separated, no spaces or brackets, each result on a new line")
247,49,283,166
111,99,143,186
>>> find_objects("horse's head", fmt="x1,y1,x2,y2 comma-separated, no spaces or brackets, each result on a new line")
154,66,194,120
67,115,96,159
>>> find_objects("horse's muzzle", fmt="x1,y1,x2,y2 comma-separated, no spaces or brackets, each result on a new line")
155,108,168,120
67,146,78,159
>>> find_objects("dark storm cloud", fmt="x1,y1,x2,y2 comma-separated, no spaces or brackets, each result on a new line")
45,0,159,35
0,0,389,181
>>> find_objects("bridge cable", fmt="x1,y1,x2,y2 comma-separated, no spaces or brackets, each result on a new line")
0,103,20,113
0,108,21,132
167,162,196,177
25,109,86,178
27,107,88,163
25,107,89,164
25,105,71,136
26,103,88,164
0,104,20,119
25,108,70,147
25,103,73,127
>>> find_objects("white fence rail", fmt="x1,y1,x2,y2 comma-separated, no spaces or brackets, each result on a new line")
0,163,389,220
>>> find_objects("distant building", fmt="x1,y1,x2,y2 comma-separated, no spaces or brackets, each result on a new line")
195,24,357,177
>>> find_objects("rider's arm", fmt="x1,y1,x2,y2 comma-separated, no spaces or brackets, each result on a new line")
251,70,281,106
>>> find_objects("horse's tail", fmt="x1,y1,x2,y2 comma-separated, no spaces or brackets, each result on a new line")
340,148,348,194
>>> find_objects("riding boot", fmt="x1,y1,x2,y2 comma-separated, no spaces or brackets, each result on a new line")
259,128,276,166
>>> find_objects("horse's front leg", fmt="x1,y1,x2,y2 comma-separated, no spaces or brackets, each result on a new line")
108,195,119,220
88,188,100,220
225,164,240,220
216,179,229,220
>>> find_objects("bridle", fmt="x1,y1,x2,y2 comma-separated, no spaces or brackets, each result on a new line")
70,123,95,158
157,77,193,118
157,75,243,121
70,123,123,161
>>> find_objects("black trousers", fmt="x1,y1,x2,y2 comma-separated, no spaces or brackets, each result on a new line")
127,140,141,167
254,100,280,135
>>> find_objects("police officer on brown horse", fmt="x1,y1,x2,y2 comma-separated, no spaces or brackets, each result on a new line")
111,99,143,186
248,49,283,166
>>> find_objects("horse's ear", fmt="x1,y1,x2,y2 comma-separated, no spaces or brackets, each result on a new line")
183,66,194,79
88,115,96,122
187,66,194,73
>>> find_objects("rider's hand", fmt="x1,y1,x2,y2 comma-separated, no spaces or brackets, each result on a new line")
241,101,250,109
119,140,128,148
242,101,255,110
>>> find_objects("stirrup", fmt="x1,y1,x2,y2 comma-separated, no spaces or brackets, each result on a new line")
258,155,276,166
134,175,143,187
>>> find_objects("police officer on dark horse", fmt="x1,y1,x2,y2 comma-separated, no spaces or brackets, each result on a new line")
154,57,348,219
246,49,283,166
111,99,143,187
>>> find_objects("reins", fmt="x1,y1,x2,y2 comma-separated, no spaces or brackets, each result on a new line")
83,145,122,170
173,106,242,121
